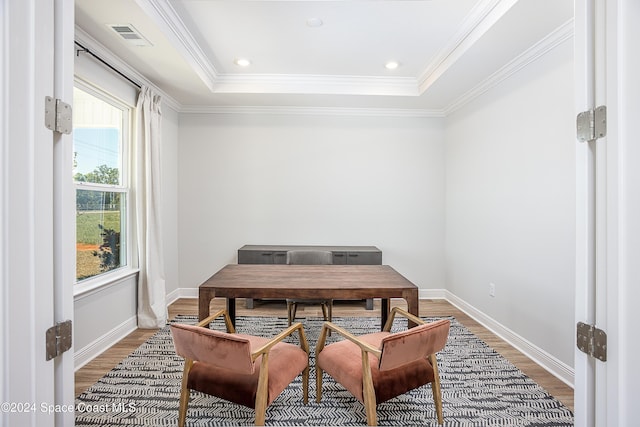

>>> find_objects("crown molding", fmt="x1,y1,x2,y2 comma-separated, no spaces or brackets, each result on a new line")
444,18,574,115
178,105,444,118
134,0,218,92
214,74,420,97
75,27,181,111
417,0,519,94
179,16,573,119
133,0,535,101
132,0,436,97
77,0,571,119
76,14,572,120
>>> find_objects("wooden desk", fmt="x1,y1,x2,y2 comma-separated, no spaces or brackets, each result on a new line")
198,264,419,330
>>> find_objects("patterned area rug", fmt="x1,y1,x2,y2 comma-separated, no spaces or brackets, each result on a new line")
75,315,574,426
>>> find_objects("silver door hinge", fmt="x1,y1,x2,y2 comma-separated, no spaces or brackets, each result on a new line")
577,322,607,362
45,96,72,134
576,105,606,142
45,320,72,361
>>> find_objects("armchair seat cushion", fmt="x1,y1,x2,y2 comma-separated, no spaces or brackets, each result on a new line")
188,334,308,409
317,331,435,404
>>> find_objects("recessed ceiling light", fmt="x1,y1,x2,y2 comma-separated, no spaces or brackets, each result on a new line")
306,17,323,27
385,61,400,70
234,58,251,67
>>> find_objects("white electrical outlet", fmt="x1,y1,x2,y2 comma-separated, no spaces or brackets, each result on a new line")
489,282,496,297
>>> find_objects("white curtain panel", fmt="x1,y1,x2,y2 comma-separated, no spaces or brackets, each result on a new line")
134,86,166,328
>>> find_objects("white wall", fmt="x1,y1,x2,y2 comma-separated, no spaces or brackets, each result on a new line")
73,276,137,367
177,113,445,291
444,38,575,366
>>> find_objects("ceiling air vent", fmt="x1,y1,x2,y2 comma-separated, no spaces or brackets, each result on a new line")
108,24,152,47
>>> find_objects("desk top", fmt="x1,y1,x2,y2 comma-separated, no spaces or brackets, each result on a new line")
199,264,417,299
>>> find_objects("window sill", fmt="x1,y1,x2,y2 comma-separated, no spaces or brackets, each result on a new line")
74,268,139,301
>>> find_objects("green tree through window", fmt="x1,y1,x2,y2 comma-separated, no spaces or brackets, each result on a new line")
73,84,130,283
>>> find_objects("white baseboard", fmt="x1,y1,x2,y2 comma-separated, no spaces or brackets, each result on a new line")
74,315,137,371
77,287,574,388
166,287,198,305
433,289,574,388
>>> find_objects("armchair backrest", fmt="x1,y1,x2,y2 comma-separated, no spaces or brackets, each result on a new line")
378,319,450,371
171,323,255,374
286,250,333,265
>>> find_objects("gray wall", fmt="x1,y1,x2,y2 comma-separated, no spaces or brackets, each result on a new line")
444,38,575,366
177,114,446,291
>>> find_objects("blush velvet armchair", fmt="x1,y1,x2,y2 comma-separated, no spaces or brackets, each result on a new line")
171,309,310,426
315,307,450,426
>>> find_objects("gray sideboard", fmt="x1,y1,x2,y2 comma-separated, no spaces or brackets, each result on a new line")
237,245,382,309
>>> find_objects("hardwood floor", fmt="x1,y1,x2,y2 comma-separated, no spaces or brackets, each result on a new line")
74,297,574,412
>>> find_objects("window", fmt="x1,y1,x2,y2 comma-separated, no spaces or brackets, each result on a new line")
73,83,131,283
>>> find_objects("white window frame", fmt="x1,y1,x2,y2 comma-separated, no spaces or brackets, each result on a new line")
73,78,136,296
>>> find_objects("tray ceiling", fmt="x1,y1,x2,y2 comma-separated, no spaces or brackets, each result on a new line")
75,0,574,113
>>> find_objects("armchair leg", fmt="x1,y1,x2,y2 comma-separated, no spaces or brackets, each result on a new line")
363,391,377,426
255,404,267,426
255,355,270,426
178,360,192,427
178,387,190,427
302,366,309,404
254,389,268,426
431,381,443,425
361,352,377,426
315,366,323,403
429,354,444,424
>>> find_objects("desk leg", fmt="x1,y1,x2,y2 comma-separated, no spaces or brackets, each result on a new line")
198,289,213,321
227,297,236,327
405,289,419,329
380,299,390,331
